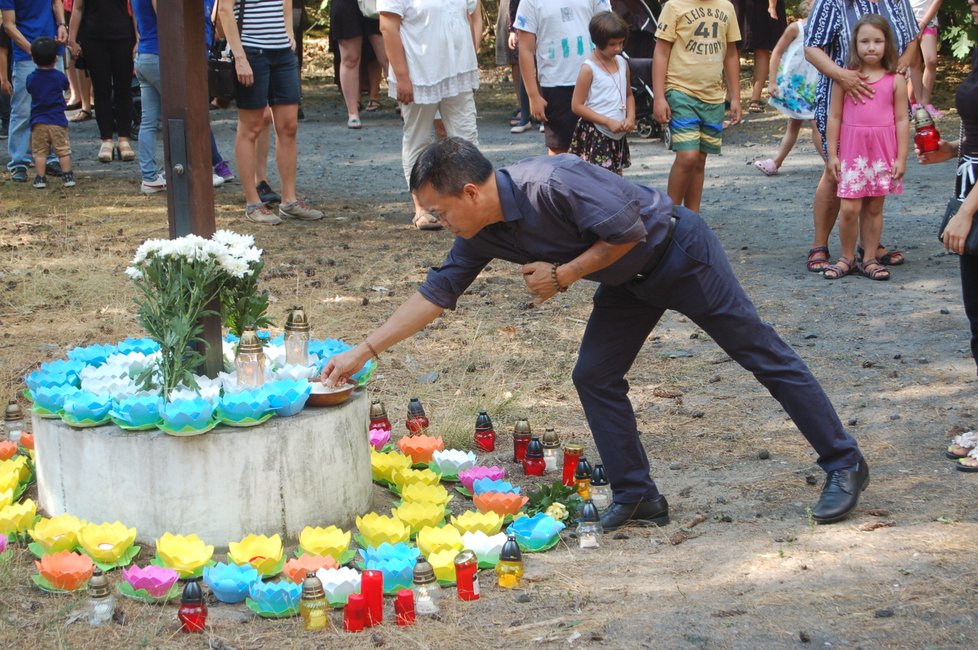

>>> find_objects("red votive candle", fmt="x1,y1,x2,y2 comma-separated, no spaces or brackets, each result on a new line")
562,444,584,487
454,550,480,601
361,569,383,626
395,589,416,626
344,593,366,632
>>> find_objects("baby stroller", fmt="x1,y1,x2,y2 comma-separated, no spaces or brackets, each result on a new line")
612,0,664,141
624,53,661,141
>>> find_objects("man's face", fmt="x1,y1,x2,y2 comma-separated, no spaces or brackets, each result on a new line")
416,183,484,239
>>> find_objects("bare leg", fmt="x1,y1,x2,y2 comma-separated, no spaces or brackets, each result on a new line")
812,167,841,250
668,149,707,212
837,197,861,263
809,121,823,158
59,154,72,173
337,37,364,121
773,118,802,169
859,197,885,264
919,32,939,108
751,50,771,103
255,109,273,187
236,107,270,205
269,103,299,204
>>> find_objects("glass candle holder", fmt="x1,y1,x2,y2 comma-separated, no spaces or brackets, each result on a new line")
369,401,392,433
575,456,594,500
562,444,584,487
522,437,545,476
512,417,532,463
300,572,329,631
474,410,496,452
406,397,429,435
235,330,266,388
590,464,612,510
178,579,207,633
577,500,603,549
86,569,114,626
284,306,311,365
496,535,524,589
412,557,441,615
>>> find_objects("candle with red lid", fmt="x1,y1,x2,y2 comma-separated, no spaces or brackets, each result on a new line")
361,569,383,626
454,550,480,601
562,443,583,487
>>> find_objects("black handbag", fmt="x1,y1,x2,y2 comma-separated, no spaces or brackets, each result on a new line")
207,1,245,105
939,125,978,256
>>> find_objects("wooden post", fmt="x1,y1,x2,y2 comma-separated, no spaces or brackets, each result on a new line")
158,0,223,378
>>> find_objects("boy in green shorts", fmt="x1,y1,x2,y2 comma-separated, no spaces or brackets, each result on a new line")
652,0,742,212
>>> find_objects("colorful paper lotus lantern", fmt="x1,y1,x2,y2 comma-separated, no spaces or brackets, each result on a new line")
29,514,86,554
32,384,81,414
507,512,566,551
426,549,459,583
450,510,504,536
363,553,415,593
368,426,391,451
1,456,30,483
0,498,37,535
398,434,445,465
203,562,261,604
120,564,179,598
391,501,446,535
472,478,521,496
67,343,116,366
315,566,361,606
298,525,350,559
371,450,412,484
0,465,19,494
61,390,113,422
35,551,95,591
0,490,12,511
228,533,284,577
430,449,477,479
78,521,138,564
248,579,302,616
458,465,506,492
155,532,214,578
217,389,271,423
416,525,464,558
264,378,312,417
18,433,34,451
472,491,529,517
401,483,452,508
283,554,337,584
462,531,507,566
109,394,161,429
0,533,7,555
159,396,215,433
355,513,410,547
392,467,443,489
0,442,16,462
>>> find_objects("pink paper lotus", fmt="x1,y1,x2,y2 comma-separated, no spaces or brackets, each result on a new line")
283,554,338,584
121,564,180,598
473,491,529,517
368,426,391,451
459,465,506,492
398,434,444,465
35,551,95,591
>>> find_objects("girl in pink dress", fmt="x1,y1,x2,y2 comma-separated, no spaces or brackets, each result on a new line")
824,15,909,281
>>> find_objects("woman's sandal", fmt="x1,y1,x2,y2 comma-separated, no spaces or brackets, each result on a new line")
946,431,978,459
957,447,978,472
823,256,853,280
97,140,114,163
70,109,93,123
748,99,765,113
858,245,906,266
806,246,831,273
117,140,135,162
364,99,381,112
347,117,362,129
858,258,890,281
412,211,443,231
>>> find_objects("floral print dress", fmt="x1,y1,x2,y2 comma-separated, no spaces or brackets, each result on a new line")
768,19,819,120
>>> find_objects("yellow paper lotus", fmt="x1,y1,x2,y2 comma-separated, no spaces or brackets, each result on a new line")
0,465,19,494
298,525,351,559
156,532,214,578
0,498,37,535
0,456,29,484
30,514,87,553
0,489,12,510
393,467,442,489
416,525,463,557
401,482,452,508
398,434,445,465
78,521,138,564
371,450,413,484
427,548,459,583
450,510,504,536
391,501,446,535
355,512,410,547
228,533,284,577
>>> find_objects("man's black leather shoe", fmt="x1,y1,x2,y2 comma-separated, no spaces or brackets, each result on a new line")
811,461,869,524
600,494,670,531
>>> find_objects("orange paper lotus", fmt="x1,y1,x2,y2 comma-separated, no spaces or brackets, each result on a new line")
397,434,445,465
473,491,529,517
0,442,16,461
283,554,338,584
19,433,34,451
35,551,95,591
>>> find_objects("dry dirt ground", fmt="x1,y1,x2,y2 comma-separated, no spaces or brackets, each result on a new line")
0,52,977,649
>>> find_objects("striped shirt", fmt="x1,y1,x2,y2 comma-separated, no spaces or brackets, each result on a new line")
235,0,291,49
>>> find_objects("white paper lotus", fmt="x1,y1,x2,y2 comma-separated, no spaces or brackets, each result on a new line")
461,531,506,566
430,449,477,477
315,566,361,606
275,364,317,381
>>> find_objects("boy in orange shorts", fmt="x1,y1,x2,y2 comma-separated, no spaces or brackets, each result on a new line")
26,37,74,188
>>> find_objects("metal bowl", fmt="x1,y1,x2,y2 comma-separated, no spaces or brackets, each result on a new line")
306,379,357,407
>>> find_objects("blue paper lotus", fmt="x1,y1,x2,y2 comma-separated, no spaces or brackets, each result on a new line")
204,561,261,603
365,556,415,593
361,542,420,568
33,383,81,413
506,513,566,551
265,379,311,417
217,389,271,423
34,360,85,387
67,343,117,367
248,579,301,614
62,390,113,421
160,397,214,431
116,337,160,356
472,478,522,496
110,394,162,428
25,369,77,393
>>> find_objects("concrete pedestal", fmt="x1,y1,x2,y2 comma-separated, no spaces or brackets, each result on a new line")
33,391,372,545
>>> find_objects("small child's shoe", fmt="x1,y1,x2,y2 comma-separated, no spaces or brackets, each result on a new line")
753,158,778,176
925,104,944,119
32,175,47,189
62,171,76,187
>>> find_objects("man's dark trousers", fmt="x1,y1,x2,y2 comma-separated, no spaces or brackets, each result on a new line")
572,207,863,504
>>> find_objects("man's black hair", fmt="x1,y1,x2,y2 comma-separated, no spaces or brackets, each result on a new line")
31,37,59,67
409,137,494,196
